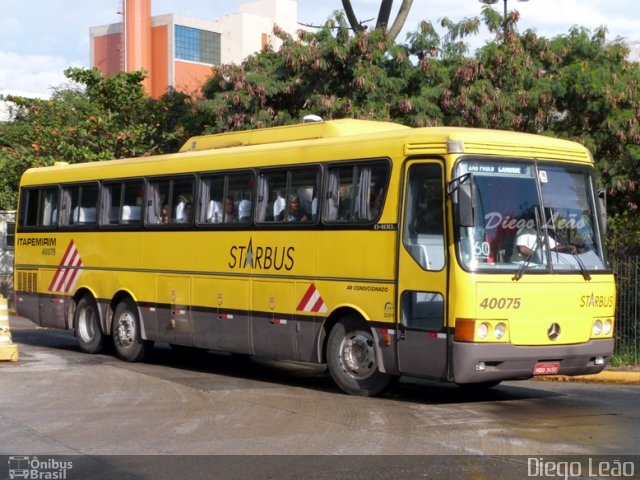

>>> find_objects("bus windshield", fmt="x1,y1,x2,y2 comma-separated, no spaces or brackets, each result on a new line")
455,158,606,273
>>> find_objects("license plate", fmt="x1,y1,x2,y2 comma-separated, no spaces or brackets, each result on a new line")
533,363,560,375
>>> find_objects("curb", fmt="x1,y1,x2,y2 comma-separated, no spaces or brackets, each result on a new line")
534,370,640,385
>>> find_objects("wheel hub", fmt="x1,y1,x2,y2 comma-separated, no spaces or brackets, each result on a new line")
116,312,135,348
339,331,376,380
77,307,96,342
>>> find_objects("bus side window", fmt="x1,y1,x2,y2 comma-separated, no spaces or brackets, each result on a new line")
200,175,224,224
60,183,98,227
256,167,319,224
21,187,59,228
198,172,253,225
401,291,444,331
172,177,195,224
324,162,389,223
102,181,143,226
228,172,254,224
40,188,59,227
146,179,170,225
145,177,194,225
256,171,286,222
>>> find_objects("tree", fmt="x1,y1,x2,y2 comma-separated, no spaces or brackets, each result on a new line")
0,68,197,209
341,0,413,42
200,15,422,131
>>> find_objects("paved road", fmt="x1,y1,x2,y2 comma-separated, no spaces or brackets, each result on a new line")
1,316,638,478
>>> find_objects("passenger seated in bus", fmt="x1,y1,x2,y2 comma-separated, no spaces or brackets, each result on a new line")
369,189,383,218
181,202,194,223
224,196,235,222
286,194,308,222
161,204,170,224
238,199,252,222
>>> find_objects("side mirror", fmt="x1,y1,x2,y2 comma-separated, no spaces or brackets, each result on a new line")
597,189,607,235
458,183,476,227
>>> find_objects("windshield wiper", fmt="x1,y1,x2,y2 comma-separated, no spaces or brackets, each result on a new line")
551,230,591,281
513,207,542,282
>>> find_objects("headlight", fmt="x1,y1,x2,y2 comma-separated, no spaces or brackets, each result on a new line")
603,319,613,335
477,322,490,339
592,320,603,336
494,322,506,339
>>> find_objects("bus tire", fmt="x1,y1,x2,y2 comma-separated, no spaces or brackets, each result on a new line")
74,295,105,354
327,316,393,396
112,298,149,362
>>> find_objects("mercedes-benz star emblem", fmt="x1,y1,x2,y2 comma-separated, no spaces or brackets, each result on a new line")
547,323,561,341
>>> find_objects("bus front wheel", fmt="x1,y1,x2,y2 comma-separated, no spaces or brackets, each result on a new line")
74,295,105,354
327,317,394,396
112,298,149,362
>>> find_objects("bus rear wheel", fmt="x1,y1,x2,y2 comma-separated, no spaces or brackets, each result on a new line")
112,298,149,362
327,317,394,396
74,295,105,354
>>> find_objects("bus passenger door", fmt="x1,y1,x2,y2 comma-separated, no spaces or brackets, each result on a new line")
396,161,448,380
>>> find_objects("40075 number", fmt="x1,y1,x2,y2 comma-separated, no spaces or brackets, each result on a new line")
479,297,521,310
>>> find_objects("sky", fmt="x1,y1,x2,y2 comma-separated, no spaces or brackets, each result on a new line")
1,0,639,97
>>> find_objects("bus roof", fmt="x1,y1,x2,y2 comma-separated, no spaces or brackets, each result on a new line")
178,119,410,153
181,120,591,163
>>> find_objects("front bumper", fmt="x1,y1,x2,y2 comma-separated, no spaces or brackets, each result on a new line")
452,338,614,384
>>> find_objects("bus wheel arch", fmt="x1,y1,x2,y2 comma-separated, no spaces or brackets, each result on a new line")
323,309,395,396
72,289,105,354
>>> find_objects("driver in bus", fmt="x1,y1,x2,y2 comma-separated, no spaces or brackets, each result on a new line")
515,213,577,259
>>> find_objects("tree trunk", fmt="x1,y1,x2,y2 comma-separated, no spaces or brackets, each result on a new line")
342,0,365,33
341,0,414,41
387,0,413,42
376,0,393,30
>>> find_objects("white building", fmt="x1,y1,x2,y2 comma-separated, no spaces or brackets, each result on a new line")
218,0,299,65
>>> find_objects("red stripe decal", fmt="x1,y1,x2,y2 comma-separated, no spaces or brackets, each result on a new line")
296,284,316,311
310,296,325,313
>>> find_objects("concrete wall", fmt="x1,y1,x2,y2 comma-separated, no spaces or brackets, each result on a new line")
0,211,15,308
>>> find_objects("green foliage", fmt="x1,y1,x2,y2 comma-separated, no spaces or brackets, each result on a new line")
606,212,640,257
0,68,197,209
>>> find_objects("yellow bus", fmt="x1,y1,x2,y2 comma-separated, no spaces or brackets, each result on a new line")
14,119,615,396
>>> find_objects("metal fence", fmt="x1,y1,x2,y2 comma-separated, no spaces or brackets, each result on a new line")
610,256,640,365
